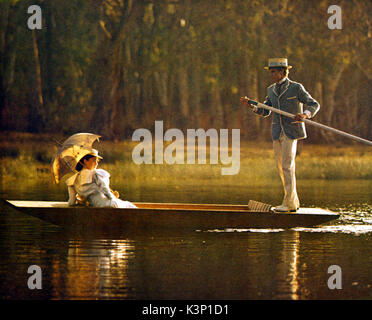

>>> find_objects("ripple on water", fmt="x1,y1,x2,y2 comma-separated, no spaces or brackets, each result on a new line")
292,225,372,235
198,228,285,233
198,203,372,235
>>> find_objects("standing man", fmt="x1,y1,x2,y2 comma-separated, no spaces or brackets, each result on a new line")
241,58,320,212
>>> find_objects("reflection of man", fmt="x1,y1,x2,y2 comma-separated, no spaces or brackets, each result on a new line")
241,58,320,212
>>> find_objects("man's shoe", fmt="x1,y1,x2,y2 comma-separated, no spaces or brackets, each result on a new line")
274,205,298,212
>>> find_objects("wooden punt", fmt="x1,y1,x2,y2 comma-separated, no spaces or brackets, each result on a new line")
1,199,339,231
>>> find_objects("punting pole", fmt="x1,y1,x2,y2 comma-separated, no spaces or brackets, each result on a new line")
247,99,372,146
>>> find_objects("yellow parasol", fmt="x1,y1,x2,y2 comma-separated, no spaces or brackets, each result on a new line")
51,133,101,184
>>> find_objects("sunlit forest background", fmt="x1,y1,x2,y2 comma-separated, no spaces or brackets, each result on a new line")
0,0,371,143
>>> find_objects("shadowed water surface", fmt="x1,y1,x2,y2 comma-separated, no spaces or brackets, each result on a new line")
0,179,371,299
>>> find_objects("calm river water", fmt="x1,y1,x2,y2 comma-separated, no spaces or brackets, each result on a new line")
0,179,371,300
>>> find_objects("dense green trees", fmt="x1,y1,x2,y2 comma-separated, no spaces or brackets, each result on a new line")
0,0,371,142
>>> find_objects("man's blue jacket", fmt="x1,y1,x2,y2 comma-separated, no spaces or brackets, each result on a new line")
255,78,320,140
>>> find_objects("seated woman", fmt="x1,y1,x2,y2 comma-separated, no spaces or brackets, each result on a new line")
66,149,137,208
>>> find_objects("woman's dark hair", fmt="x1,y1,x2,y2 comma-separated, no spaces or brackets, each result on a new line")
76,154,95,171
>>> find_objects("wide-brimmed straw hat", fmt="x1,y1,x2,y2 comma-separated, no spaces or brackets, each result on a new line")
78,148,103,162
264,58,292,70
74,148,103,171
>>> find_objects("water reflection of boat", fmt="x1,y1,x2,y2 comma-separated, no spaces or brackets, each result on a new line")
2,200,339,231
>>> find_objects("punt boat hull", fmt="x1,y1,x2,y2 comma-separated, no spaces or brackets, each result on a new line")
2,200,340,232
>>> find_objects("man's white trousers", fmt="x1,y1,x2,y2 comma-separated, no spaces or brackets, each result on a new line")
273,132,300,210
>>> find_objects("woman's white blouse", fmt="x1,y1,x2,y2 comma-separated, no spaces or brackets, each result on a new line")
66,169,115,206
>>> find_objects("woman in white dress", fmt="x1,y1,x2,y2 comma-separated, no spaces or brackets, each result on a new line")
66,149,137,208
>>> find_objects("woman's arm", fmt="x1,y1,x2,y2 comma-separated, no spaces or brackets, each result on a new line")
67,186,77,206
94,172,116,200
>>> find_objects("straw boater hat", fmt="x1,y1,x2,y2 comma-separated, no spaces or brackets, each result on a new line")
264,58,292,70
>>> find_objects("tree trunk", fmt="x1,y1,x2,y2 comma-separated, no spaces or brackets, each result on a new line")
211,86,223,128
32,30,46,130
251,67,261,136
312,81,323,142
107,47,121,140
178,66,189,121
319,66,345,142
190,58,201,128
0,3,10,129
154,71,168,109
91,2,144,139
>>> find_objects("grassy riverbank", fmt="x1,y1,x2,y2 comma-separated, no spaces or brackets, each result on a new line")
1,132,372,189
